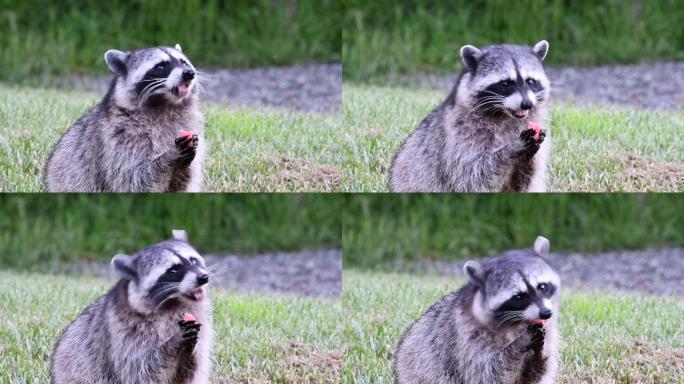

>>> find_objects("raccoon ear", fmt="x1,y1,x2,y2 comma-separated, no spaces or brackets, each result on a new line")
533,40,549,61
533,236,550,257
111,254,137,281
104,49,128,76
460,45,483,71
463,260,485,286
174,43,183,53
172,229,188,242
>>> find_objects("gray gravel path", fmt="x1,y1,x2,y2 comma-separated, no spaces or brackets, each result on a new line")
60,249,341,298
391,61,684,110
59,64,342,113
401,248,684,296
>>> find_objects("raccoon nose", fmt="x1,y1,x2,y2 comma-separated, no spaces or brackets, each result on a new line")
196,273,209,285
182,70,195,81
520,99,534,110
539,308,552,319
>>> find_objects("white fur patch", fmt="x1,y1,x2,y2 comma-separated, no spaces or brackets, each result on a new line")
503,92,523,111
528,270,561,290
166,67,184,89
523,304,540,320
471,291,491,325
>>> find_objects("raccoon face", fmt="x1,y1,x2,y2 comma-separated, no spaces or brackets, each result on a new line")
104,44,198,108
111,230,210,313
457,41,550,120
464,236,561,328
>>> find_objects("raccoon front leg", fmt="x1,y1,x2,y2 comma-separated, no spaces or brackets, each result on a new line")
174,318,201,382
520,323,548,383
484,324,545,384
122,135,198,191
508,129,546,191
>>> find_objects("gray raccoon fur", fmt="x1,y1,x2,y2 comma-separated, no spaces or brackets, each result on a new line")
51,230,213,384
45,44,205,192
390,41,551,192
394,236,561,384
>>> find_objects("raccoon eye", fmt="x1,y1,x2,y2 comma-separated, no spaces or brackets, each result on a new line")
180,59,189,66
190,258,199,266
499,79,514,87
526,78,537,86
155,62,169,71
512,293,525,301
537,283,547,292
168,264,181,274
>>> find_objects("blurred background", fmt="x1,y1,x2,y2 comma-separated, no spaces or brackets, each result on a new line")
343,0,684,82
1,0,340,83
0,194,343,296
343,193,684,266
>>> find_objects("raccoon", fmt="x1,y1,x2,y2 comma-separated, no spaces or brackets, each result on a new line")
390,41,551,192
45,44,205,192
394,236,561,384
50,230,213,384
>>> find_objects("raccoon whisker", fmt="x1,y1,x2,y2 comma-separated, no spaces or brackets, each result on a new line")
496,312,526,327
139,82,167,104
149,283,181,304
138,79,167,101
473,99,504,114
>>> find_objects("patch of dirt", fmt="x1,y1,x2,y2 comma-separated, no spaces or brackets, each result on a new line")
275,156,341,191
560,340,684,384
624,154,684,190
274,341,342,383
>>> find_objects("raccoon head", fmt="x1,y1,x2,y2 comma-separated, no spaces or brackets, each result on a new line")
456,41,550,120
111,229,210,314
463,236,560,328
104,44,198,109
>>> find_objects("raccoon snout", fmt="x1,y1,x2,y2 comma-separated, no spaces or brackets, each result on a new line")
196,273,209,285
539,308,552,319
520,99,534,110
182,70,196,82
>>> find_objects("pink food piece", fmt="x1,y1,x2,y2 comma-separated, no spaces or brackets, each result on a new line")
528,122,544,142
183,312,197,322
531,319,546,326
178,130,195,147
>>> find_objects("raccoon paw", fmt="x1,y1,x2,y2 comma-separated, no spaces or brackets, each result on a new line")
177,319,202,353
526,322,546,354
513,129,543,159
174,134,199,167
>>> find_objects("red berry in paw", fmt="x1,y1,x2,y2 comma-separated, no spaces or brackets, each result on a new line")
183,312,197,322
178,130,195,147
528,122,544,142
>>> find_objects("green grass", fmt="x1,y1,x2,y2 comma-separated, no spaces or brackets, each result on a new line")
342,194,684,268
0,85,345,193
0,194,342,269
343,0,684,81
343,84,684,192
343,270,684,384
0,0,340,84
0,271,341,383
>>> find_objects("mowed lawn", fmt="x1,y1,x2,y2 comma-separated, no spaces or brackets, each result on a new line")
343,270,684,384
343,85,684,192
0,271,341,383
0,85,343,192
